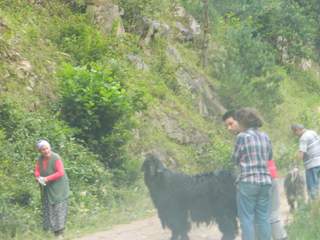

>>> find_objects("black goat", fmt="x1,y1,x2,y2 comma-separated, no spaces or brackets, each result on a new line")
284,167,306,212
142,153,238,240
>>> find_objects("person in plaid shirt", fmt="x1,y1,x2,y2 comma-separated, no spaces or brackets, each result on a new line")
223,110,287,240
230,108,272,240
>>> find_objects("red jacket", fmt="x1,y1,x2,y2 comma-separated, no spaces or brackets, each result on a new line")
268,159,278,179
34,157,65,182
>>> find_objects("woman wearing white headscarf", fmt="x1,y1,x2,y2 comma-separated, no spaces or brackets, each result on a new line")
34,140,69,238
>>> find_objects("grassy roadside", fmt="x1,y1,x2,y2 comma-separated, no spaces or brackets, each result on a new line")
7,181,154,240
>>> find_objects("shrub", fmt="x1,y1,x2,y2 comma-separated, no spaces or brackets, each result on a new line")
0,98,114,238
52,21,109,65
58,63,132,141
288,66,320,95
287,201,320,240
58,63,146,177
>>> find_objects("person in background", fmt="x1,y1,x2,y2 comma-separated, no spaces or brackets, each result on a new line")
223,110,287,240
34,140,70,238
291,124,320,200
223,108,273,240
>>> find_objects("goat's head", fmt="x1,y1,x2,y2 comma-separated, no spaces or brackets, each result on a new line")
141,153,166,178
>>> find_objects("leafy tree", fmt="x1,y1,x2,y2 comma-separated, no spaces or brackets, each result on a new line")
253,0,317,62
212,20,284,110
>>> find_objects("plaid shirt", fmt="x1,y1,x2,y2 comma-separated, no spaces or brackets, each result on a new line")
232,128,272,184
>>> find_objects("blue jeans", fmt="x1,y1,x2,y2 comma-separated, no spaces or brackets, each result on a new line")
305,166,320,199
237,182,272,240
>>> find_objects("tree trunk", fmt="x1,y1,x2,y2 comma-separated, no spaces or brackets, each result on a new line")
201,0,209,68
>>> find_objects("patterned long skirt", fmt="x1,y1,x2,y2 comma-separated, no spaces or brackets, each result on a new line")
42,193,68,232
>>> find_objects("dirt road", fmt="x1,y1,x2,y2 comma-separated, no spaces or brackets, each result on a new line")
75,181,290,240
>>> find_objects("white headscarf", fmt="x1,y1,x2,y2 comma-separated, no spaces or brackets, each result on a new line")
36,140,50,150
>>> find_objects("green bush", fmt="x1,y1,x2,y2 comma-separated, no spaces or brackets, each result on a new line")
0,99,24,138
194,137,233,171
287,201,320,240
52,21,109,65
0,99,115,238
58,63,145,177
58,63,132,141
288,66,320,95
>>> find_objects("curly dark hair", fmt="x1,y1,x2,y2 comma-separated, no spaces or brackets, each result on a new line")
222,110,236,121
234,107,263,129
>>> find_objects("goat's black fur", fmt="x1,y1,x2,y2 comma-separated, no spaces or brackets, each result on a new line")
142,153,238,240
284,168,305,212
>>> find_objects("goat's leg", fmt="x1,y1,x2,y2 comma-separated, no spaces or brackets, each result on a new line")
170,230,179,240
170,209,190,240
180,233,189,240
216,215,237,240
221,233,236,240
288,198,295,212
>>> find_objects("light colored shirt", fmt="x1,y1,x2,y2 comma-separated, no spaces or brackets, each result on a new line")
299,129,320,169
232,128,272,184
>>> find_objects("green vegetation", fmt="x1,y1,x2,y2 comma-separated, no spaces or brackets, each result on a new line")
287,201,320,240
1,0,320,239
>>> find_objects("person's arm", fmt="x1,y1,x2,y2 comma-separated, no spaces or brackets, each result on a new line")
298,136,308,162
232,135,243,165
45,159,65,182
34,161,40,178
268,159,278,179
297,151,304,161
268,137,273,161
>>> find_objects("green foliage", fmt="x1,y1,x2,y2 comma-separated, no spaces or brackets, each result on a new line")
179,0,220,25
296,110,320,133
2,0,320,239
0,99,24,137
118,0,170,32
58,63,132,141
194,136,233,171
52,21,109,65
58,63,146,179
151,39,180,94
287,201,320,239
0,98,115,239
288,66,320,95
253,0,316,61
198,0,317,62
213,21,284,111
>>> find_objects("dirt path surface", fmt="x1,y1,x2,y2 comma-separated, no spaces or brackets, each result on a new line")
75,181,290,240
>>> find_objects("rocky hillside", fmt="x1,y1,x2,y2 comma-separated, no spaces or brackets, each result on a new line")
1,0,320,239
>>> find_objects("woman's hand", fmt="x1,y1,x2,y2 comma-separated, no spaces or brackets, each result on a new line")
37,176,47,186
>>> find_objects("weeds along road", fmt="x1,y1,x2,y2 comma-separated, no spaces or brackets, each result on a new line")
75,180,290,240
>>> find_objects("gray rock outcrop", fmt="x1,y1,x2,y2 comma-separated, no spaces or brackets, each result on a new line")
86,0,125,35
